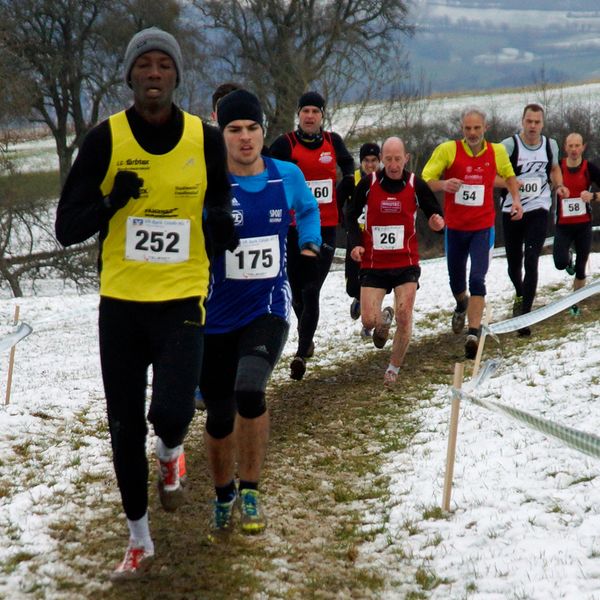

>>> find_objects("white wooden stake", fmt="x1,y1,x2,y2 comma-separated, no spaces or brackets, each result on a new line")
5,305,20,406
442,362,464,512
472,305,492,380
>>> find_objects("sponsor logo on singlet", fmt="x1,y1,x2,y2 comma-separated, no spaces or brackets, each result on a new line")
269,208,283,223
381,198,402,213
232,210,244,226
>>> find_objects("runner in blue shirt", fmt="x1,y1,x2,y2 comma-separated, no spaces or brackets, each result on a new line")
200,89,321,535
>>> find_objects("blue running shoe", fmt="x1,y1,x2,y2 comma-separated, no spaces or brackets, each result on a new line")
239,489,266,534
213,492,237,532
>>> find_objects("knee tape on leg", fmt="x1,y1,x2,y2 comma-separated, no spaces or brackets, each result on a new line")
236,354,271,393
205,416,235,440
236,390,267,419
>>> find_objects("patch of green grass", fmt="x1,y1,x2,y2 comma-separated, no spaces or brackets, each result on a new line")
421,505,447,520
0,170,60,203
570,475,596,486
415,566,452,590
422,533,443,548
48,519,80,543
12,441,33,459
2,551,36,574
30,411,55,421
402,519,422,536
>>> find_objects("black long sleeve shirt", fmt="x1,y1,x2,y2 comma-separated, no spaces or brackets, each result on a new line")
269,128,355,179
55,105,231,248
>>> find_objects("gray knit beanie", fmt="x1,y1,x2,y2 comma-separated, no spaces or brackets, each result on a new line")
123,27,183,88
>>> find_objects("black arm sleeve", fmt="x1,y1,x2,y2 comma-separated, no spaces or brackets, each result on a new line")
201,123,237,255
269,135,293,162
202,123,231,212
345,176,370,249
55,121,113,247
588,161,600,188
414,174,444,223
331,132,355,178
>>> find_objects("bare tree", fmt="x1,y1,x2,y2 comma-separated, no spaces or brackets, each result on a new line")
0,0,185,185
193,0,413,143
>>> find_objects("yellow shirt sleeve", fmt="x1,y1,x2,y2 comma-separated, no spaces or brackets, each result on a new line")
491,143,516,179
421,141,458,181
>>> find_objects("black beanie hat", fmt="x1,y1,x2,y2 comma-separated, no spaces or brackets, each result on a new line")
297,91,325,113
217,89,264,130
359,142,381,161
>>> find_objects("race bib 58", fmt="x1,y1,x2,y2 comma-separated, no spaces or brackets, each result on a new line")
561,197,586,218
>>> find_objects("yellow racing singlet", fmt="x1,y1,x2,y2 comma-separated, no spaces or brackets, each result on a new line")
99,110,209,301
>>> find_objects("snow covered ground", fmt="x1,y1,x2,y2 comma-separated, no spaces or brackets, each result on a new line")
333,81,600,138
4,83,600,595
0,249,598,598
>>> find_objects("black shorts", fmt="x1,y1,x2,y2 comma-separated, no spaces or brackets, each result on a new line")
359,266,421,294
200,314,289,419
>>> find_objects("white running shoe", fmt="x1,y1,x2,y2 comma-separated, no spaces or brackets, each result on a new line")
110,542,154,581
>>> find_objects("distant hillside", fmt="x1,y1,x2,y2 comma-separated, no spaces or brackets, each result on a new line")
406,0,600,93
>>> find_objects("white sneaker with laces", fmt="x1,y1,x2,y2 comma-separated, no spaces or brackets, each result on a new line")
384,368,399,385
110,542,154,581
157,450,187,512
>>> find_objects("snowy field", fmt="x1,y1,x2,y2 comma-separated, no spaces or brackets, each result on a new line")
3,83,600,596
0,250,598,598
333,81,600,138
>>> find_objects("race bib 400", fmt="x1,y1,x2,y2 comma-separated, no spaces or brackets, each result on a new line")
519,177,543,199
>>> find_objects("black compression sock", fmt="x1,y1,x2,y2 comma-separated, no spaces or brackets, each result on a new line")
216,480,237,503
239,480,258,492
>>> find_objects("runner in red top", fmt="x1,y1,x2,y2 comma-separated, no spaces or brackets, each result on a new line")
346,137,444,385
422,108,522,357
270,91,355,380
554,133,600,315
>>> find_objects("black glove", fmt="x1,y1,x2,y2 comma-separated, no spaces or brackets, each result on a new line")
336,176,355,226
298,253,320,289
105,170,143,210
205,208,239,254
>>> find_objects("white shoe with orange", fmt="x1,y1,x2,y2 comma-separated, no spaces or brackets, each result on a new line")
110,542,154,581
157,450,187,512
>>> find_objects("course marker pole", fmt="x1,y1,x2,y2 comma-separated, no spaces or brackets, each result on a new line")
5,305,20,406
472,305,492,379
442,362,464,512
